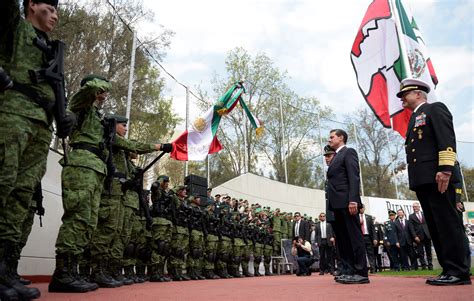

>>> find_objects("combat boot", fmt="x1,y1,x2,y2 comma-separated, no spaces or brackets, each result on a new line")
48,254,89,293
180,271,191,281
168,266,182,281
148,264,163,282
90,260,122,288
135,265,146,283
187,267,199,280
0,242,40,299
78,263,91,283
124,266,140,283
0,284,18,301
70,256,98,292
109,260,133,286
264,265,273,276
203,269,220,280
254,263,262,276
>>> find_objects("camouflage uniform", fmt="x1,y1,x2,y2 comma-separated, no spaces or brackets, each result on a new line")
240,220,254,277
229,215,245,278
202,210,220,279
0,1,63,299
148,177,174,282
216,212,233,278
90,121,156,287
186,199,206,280
253,225,265,276
271,210,283,273
167,189,190,281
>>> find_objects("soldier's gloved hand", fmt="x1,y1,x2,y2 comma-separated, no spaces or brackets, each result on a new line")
160,143,173,153
36,207,45,216
57,111,77,138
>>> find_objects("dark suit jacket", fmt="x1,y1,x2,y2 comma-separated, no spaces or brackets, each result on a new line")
408,212,431,241
314,221,335,247
383,220,398,245
405,102,456,190
394,219,413,247
327,146,362,210
292,219,310,242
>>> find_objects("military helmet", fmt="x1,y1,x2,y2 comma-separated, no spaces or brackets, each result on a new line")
80,74,108,87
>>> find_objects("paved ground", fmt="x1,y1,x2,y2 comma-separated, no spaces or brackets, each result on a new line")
32,274,474,301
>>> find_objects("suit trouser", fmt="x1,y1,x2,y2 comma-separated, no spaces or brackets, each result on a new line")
414,238,432,267
399,244,416,270
319,239,334,272
363,235,376,270
415,184,470,278
333,209,368,277
387,246,400,270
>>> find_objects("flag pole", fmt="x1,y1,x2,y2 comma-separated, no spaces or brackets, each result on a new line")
185,87,189,177
352,123,365,196
317,111,326,181
385,131,400,199
458,161,470,203
125,31,137,138
389,0,412,78
279,97,288,184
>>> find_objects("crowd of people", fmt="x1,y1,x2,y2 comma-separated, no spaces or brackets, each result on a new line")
0,0,471,300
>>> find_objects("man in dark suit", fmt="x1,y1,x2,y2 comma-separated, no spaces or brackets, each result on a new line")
358,205,377,273
315,212,335,275
394,209,416,271
373,220,384,272
398,78,470,285
408,202,433,270
292,212,310,242
327,129,368,284
384,210,400,271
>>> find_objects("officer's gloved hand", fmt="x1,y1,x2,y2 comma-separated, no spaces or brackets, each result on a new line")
57,111,77,138
160,143,173,153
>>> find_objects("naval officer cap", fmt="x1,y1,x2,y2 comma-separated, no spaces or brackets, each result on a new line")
396,78,431,98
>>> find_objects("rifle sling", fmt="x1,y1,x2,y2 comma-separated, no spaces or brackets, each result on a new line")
70,143,107,162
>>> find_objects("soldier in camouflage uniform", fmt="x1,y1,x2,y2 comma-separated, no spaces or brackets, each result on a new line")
202,207,220,279
216,208,233,279
271,208,283,273
149,175,174,282
240,217,254,277
186,196,207,280
228,213,245,278
261,210,274,276
253,215,265,276
90,115,163,287
167,186,191,281
0,1,75,300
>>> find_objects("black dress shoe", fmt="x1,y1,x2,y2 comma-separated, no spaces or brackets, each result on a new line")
336,274,370,284
427,276,471,286
426,274,448,284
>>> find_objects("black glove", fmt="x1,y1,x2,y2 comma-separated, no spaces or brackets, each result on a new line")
0,67,13,92
160,143,173,153
57,111,77,138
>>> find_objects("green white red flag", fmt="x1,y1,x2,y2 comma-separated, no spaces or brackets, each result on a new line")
171,82,263,161
351,0,438,137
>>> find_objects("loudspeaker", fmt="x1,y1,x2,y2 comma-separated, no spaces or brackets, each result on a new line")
184,174,208,203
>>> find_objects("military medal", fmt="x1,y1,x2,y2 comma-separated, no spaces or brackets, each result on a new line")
417,129,423,139
414,112,426,127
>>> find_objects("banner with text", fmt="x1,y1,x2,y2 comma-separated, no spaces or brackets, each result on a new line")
367,196,418,222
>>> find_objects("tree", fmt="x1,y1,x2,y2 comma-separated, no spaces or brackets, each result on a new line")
199,47,332,188
51,0,180,175
460,165,474,203
345,108,407,199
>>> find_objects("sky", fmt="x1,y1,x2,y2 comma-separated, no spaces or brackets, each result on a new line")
138,0,474,166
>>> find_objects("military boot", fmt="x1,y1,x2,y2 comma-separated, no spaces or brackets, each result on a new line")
135,265,146,283
180,270,191,281
254,262,262,276
168,266,182,281
0,284,18,301
0,242,41,299
90,260,121,288
203,269,220,280
187,267,199,280
159,264,171,282
124,266,139,283
78,263,91,283
48,254,89,293
264,264,273,276
148,264,163,282
109,260,133,286
70,256,98,292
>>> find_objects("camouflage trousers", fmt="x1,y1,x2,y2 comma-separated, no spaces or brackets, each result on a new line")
264,244,273,270
253,243,264,273
0,113,51,243
55,166,104,255
150,217,172,266
123,211,147,267
241,242,253,275
229,238,245,272
187,230,204,272
168,226,189,272
89,194,123,264
203,234,219,271
110,203,136,262
216,236,232,270
273,231,282,256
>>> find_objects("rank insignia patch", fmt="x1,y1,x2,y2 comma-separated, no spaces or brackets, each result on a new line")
414,112,426,127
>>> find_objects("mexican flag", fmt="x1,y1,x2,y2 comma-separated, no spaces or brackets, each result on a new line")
350,0,438,137
171,82,263,161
